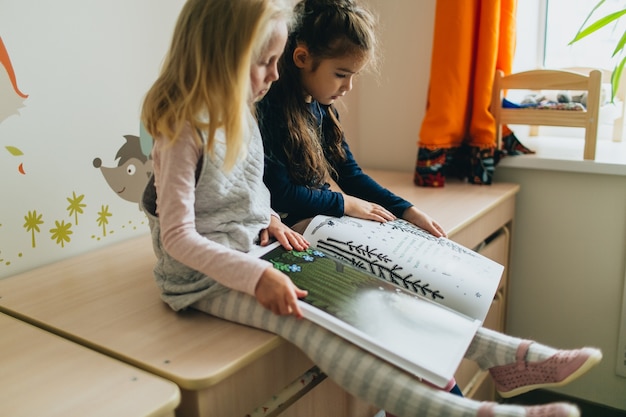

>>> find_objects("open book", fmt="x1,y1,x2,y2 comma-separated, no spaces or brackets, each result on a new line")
253,215,504,388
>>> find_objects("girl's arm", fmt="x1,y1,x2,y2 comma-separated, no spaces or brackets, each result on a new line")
401,206,447,238
258,213,309,250
334,141,446,237
263,150,346,220
333,141,412,216
255,266,307,318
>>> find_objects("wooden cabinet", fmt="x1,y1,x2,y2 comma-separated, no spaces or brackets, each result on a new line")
284,216,516,412
455,226,510,400
366,170,518,403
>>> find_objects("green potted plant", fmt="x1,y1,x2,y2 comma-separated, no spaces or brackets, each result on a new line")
569,0,626,100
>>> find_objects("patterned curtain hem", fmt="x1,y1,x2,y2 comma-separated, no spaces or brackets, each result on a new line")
413,131,535,188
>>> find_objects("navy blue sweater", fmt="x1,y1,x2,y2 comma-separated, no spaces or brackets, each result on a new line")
258,97,412,227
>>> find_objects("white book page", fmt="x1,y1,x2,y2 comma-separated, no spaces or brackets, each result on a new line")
254,241,481,388
302,215,503,321
298,289,480,388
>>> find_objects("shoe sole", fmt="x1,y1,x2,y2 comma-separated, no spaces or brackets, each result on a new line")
497,348,603,398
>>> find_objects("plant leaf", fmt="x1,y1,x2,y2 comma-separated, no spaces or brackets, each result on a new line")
570,9,626,44
5,146,24,156
571,0,607,42
612,30,626,56
611,56,626,101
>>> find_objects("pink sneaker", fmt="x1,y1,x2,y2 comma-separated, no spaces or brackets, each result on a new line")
489,341,602,398
478,402,580,417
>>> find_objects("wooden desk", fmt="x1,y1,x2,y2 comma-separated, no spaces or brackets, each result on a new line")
0,234,367,417
0,313,180,417
0,171,519,415
365,170,520,249
0,236,312,417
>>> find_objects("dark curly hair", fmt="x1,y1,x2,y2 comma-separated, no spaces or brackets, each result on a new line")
264,0,378,186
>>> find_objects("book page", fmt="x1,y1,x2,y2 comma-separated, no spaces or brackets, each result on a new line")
257,243,480,388
302,215,503,321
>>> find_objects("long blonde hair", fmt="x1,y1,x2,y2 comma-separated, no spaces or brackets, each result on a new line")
142,0,292,170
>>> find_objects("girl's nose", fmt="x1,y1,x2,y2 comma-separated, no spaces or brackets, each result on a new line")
342,77,353,92
268,63,280,82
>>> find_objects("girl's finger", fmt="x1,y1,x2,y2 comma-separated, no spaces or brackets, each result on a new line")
259,229,270,245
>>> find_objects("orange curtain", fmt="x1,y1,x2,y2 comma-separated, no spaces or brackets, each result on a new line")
415,0,517,187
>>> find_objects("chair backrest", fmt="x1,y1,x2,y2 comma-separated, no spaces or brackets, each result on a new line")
561,67,626,142
494,68,601,94
562,66,625,104
491,68,602,160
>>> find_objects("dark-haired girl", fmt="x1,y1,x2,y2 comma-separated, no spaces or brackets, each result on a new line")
257,1,601,416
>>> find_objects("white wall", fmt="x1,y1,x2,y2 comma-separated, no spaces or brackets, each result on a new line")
0,0,185,278
494,166,626,410
341,0,436,171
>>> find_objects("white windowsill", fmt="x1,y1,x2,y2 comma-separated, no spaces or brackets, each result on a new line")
497,125,626,177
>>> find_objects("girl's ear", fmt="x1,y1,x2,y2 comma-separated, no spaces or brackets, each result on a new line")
293,45,310,69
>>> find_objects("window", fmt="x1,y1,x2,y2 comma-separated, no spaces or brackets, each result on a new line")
511,0,626,162
544,0,626,69
514,0,626,71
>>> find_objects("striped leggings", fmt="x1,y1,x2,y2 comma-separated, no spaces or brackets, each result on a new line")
192,288,529,417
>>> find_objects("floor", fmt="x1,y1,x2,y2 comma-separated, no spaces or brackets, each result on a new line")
502,390,626,417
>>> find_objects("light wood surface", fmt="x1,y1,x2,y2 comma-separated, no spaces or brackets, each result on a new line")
0,232,372,416
0,170,520,416
0,237,281,390
0,312,180,417
0,236,320,416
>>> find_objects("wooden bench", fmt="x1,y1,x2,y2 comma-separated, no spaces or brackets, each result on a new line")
0,312,180,417
0,171,520,416
0,234,365,417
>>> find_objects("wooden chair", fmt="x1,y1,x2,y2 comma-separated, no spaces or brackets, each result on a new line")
528,67,626,143
491,68,602,160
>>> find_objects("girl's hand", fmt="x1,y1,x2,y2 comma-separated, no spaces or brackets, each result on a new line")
343,195,396,223
259,215,309,251
255,266,308,318
402,206,447,238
